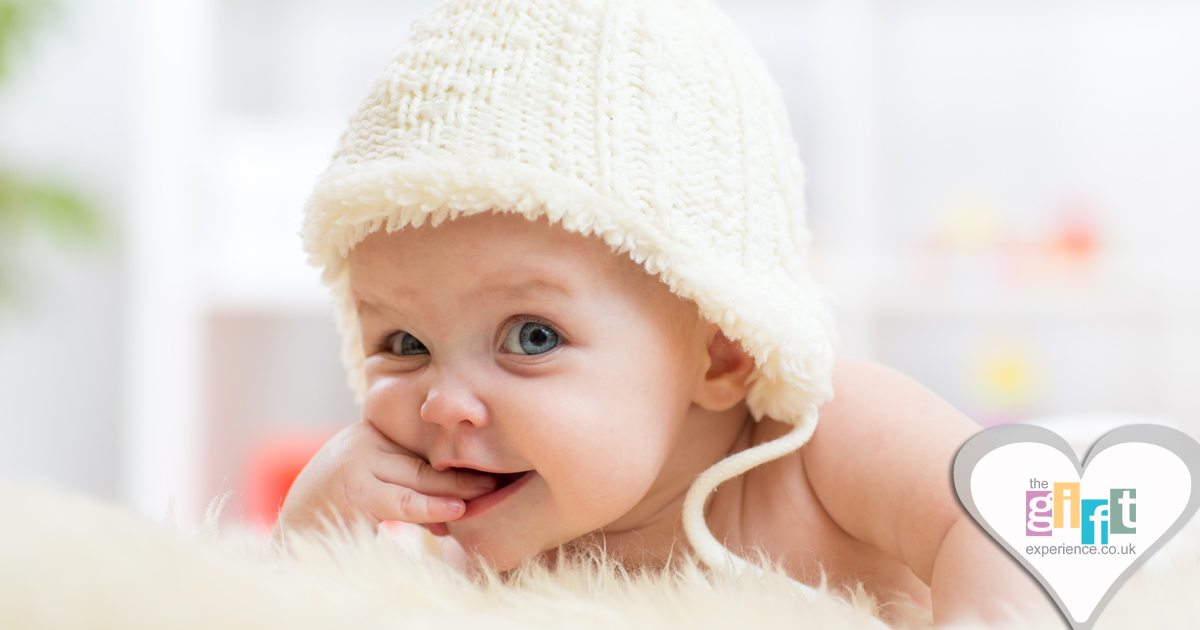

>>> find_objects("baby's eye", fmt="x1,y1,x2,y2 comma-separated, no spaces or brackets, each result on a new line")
502,321,560,355
387,332,429,356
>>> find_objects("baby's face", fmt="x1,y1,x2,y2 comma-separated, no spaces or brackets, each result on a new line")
349,213,725,569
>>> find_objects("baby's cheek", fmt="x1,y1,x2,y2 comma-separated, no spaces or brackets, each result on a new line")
361,375,422,441
520,413,654,516
542,435,665,524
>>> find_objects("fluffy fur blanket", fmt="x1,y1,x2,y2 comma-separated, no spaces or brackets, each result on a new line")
1,482,1197,629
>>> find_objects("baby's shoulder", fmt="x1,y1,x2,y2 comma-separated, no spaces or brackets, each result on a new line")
714,358,978,602
801,357,979,498
806,356,977,460
782,357,977,581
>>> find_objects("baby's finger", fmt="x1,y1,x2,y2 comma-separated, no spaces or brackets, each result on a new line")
372,454,497,500
367,481,467,524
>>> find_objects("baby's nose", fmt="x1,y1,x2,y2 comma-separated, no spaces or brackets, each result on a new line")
419,369,490,429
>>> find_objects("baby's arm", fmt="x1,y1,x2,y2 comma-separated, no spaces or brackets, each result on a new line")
803,358,1059,627
276,422,495,539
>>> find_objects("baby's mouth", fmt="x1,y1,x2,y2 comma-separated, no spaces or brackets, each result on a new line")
457,468,532,491
454,469,537,520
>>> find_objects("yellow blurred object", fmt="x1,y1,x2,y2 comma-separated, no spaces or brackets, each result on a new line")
935,197,1007,253
970,336,1040,411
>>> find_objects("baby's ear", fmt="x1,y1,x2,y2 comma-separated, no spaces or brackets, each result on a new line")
694,326,755,412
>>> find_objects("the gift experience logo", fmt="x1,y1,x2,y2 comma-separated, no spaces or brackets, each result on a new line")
1024,478,1139,557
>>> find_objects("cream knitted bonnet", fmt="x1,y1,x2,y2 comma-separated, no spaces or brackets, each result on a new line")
302,0,836,573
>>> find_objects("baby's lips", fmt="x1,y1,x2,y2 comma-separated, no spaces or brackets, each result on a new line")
423,522,451,537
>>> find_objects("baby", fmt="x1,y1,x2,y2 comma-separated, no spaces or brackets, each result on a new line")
280,1,1057,626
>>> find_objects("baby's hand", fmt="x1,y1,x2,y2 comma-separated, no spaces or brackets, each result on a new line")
275,422,497,538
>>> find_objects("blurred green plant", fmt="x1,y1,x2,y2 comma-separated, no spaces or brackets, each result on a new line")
0,0,101,301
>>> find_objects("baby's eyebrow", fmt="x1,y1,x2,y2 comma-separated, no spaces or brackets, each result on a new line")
350,277,570,315
479,278,572,301
353,298,386,318
352,289,410,317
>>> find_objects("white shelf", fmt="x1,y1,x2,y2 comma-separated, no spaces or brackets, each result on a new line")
198,113,347,313
200,250,333,314
873,287,1162,320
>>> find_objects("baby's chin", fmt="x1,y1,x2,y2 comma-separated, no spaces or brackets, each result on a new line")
444,525,555,572
441,477,646,571
445,509,600,573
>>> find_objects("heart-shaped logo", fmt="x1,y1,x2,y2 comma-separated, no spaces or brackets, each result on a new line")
954,424,1200,630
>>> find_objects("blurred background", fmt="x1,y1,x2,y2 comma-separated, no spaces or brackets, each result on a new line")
1,0,1198,529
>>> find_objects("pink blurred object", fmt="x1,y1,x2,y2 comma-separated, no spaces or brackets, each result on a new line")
243,434,332,530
